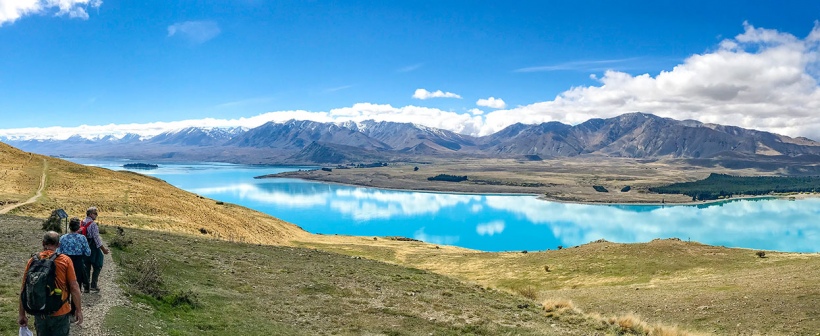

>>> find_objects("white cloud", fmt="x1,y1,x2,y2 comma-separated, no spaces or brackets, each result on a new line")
0,0,101,25
167,20,220,44
476,220,505,236
515,57,642,73
476,97,506,109
483,22,820,139
397,63,423,73
324,85,353,93
412,88,462,100
6,23,820,141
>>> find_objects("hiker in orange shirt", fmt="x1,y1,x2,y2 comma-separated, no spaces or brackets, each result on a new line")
19,231,83,336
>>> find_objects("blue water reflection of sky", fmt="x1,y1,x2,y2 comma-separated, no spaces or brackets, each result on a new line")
69,159,820,253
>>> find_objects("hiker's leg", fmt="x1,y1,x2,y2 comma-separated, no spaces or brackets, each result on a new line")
90,263,102,289
89,247,102,289
70,255,88,291
34,314,70,336
84,256,92,290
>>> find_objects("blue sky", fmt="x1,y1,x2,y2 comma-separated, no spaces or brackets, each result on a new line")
3,0,820,139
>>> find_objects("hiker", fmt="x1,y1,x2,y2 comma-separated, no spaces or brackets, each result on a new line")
19,231,83,335
81,207,110,292
58,217,91,294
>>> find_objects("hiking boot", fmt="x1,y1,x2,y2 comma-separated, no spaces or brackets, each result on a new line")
90,287,100,293
83,288,90,294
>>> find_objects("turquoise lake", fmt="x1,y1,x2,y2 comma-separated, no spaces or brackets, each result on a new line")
70,159,820,253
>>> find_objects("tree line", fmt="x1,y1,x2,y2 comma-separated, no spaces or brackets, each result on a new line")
649,173,820,201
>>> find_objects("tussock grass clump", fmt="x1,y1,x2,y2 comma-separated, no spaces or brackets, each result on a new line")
515,286,539,300
542,299,692,336
603,313,690,336
542,298,576,313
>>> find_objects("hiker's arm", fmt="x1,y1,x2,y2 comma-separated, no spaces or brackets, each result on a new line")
18,282,27,327
69,280,83,325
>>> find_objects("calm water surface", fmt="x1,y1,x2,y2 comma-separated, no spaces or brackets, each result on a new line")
71,159,820,253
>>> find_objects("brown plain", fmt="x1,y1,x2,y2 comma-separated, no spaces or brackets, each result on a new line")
270,157,775,204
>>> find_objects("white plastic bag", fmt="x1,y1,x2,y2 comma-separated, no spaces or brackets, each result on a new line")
19,326,33,336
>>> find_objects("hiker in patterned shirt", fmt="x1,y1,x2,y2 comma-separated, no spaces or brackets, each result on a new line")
81,207,110,293
58,218,91,294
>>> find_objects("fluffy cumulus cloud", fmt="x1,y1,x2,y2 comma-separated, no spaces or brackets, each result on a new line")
167,20,221,44
476,97,506,109
412,88,462,100
6,23,820,140
481,22,820,139
0,0,101,25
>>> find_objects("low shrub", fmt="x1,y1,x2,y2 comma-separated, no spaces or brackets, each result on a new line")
516,286,539,301
128,257,167,298
164,289,200,308
756,250,766,258
592,185,609,192
42,210,63,233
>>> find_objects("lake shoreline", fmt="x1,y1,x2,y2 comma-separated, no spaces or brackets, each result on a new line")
258,173,820,206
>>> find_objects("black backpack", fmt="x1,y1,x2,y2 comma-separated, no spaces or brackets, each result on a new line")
20,252,67,315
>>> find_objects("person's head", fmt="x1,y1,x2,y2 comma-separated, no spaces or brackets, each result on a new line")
86,206,98,219
69,217,81,232
42,231,60,250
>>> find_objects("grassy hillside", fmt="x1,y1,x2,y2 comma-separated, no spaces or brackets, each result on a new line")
0,143,43,206
297,237,820,335
3,142,819,335
0,143,307,245
2,215,679,336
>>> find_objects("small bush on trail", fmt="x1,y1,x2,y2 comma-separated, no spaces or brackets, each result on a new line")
42,210,63,233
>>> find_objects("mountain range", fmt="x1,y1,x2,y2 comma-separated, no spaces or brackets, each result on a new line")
5,113,820,166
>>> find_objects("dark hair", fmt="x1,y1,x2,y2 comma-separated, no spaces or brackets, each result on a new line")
69,217,81,232
43,231,60,247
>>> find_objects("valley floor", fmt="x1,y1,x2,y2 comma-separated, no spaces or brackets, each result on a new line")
262,157,806,204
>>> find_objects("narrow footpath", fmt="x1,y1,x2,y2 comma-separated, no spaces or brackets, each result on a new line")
0,159,47,215
70,244,127,336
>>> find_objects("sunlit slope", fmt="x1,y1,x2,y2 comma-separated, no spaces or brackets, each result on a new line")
1,142,308,244
0,142,44,205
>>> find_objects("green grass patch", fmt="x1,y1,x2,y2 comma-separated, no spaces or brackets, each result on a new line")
102,225,588,335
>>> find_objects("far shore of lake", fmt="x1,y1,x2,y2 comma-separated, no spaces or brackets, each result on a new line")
257,170,820,206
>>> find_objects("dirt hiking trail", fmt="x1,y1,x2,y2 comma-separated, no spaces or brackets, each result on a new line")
0,159,47,215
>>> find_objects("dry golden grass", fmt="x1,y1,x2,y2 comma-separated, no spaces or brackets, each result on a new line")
0,142,43,205
542,298,576,312
1,144,308,245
